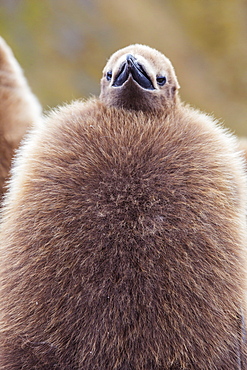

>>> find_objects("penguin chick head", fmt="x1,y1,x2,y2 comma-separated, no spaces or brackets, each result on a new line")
100,44,180,112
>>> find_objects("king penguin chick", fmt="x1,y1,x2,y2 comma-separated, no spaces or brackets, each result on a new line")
0,44,246,369
0,37,41,199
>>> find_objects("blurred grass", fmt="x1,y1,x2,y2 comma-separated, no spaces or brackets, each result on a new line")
0,0,246,135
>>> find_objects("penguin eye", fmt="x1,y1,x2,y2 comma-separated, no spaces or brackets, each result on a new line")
106,71,112,81
156,76,166,86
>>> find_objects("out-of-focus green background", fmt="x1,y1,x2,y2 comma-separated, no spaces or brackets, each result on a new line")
1,0,247,135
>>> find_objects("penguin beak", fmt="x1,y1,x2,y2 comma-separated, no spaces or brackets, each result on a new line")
112,54,155,90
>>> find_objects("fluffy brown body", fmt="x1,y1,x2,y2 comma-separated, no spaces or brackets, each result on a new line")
0,45,247,369
0,37,41,199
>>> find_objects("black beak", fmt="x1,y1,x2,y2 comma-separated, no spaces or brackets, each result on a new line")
112,54,155,90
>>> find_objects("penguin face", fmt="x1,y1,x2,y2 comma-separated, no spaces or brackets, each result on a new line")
100,44,180,112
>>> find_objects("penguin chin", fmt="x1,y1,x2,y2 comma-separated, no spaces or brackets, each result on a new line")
100,77,173,113
106,78,159,112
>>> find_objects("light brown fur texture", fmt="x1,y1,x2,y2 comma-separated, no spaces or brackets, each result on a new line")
239,138,247,169
0,37,41,199
0,44,247,369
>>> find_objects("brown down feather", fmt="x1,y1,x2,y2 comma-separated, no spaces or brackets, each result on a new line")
0,37,41,199
0,44,247,369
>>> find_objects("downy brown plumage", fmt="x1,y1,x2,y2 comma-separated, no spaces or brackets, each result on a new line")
0,44,246,369
0,37,41,199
